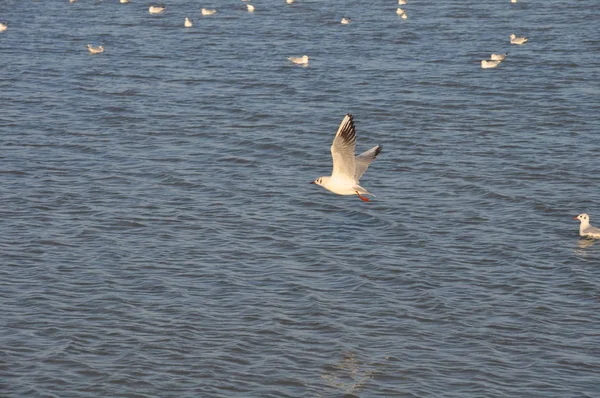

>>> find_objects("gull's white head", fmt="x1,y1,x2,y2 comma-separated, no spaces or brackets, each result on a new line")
574,213,590,224
311,176,329,188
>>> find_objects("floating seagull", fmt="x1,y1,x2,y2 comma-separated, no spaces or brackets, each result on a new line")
286,0,294,4
481,59,502,68
201,8,217,16
0,23,7,32
149,5,165,14
490,53,508,61
184,17,193,27
511,0,517,3
396,8,407,19
341,17,351,24
120,0,130,4
312,114,382,202
574,214,600,239
69,0,77,3
399,0,407,4
288,55,309,65
510,33,528,45
87,44,104,54
247,4,255,12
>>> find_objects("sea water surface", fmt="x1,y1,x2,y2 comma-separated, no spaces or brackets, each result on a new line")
1,0,599,397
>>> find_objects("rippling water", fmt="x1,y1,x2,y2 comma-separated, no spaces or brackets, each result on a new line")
2,0,600,397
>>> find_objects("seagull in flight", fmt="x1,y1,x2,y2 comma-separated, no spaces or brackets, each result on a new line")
311,114,382,202
574,213,600,239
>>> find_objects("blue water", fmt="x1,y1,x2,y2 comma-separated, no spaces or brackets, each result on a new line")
1,1,599,397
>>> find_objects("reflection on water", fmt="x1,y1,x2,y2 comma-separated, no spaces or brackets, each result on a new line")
574,238,596,257
321,352,376,395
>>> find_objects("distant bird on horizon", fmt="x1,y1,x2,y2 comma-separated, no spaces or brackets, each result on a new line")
574,214,600,239
87,44,104,54
510,33,528,45
288,55,309,65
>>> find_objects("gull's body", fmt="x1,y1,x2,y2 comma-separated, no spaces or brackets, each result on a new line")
286,0,294,4
574,213,600,239
288,55,309,65
202,8,217,16
120,0,130,3
481,59,502,68
149,5,165,14
87,44,104,54
341,17,351,24
247,4,255,12
184,17,193,27
312,114,382,202
398,0,407,4
0,23,6,32
490,53,508,61
510,33,528,45
396,8,405,16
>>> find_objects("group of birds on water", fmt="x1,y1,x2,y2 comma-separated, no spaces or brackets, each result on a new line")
480,0,528,69
1,0,529,69
76,0,412,63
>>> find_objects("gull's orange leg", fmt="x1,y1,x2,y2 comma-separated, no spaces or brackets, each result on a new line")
356,192,370,202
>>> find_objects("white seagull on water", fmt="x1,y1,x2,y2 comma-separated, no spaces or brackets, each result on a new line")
288,55,309,65
149,5,165,14
312,114,382,202
481,59,502,69
490,53,508,61
510,33,528,45
574,213,600,239
87,44,104,54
